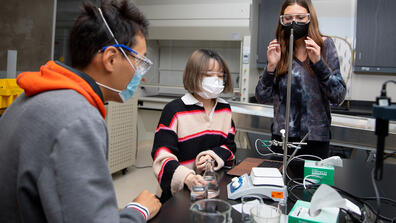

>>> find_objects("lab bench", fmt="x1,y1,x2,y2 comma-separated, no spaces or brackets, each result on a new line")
136,95,396,164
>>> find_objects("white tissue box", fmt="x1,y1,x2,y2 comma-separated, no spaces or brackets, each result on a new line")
288,200,339,223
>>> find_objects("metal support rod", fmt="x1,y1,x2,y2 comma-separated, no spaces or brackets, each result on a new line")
288,131,310,165
282,28,294,184
375,118,388,181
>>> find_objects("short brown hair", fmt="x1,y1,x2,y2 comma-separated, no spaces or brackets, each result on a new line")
183,49,233,94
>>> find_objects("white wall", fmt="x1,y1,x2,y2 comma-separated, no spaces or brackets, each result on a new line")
248,0,260,100
135,0,250,41
142,40,241,96
135,0,248,96
313,0,396,101
313,0,356,40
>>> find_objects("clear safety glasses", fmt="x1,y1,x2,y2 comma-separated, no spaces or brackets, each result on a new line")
100,44,153,75
280,13,311,26
97,8,153,75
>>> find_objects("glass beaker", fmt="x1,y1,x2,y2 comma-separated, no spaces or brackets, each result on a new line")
277,198,288,222
190,199,232,223
190,178,208,202
203,159,220,198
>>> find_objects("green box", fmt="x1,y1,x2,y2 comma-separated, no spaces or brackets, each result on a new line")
288,200,339,223
304,160,334,186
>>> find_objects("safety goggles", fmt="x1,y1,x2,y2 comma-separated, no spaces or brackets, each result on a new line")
280,13,311,26
97,8,152,75
100,44,152,75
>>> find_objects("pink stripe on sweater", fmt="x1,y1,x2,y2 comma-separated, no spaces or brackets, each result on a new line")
180,159,195,165
178,130,227,142
155,124,174,133
158,158,174,183
156,110,204,131
153,147,172,160
214,108,232,114
176,109,205,116
221,145,235,160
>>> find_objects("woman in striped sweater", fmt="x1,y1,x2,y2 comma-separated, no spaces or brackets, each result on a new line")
152,49,236,202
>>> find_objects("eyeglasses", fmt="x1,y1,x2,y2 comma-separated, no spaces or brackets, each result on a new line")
280,13,310,26
100,44,153,75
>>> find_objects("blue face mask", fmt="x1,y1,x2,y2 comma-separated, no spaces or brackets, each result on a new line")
96,62,144,103
96,44,152,103
118,70,143,102
96,8,152,103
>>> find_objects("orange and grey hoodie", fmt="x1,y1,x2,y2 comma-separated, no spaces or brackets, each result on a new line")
16,60,107,118
0,61,148,223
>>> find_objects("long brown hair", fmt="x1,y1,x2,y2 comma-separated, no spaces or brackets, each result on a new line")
275,0,325,76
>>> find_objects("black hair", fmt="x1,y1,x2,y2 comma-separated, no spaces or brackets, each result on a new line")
69,0,149,68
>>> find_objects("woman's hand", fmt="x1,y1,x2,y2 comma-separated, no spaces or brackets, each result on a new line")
267,39,281,72
196,155,213,172
305,36,321,64
184,173,207,191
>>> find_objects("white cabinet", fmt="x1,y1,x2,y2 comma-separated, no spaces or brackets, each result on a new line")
105,92,138,174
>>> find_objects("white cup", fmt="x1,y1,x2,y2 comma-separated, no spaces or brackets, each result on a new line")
250,204,281,223
241,195,264,222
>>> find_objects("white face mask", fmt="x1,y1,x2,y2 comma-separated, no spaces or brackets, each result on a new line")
197,76,224,99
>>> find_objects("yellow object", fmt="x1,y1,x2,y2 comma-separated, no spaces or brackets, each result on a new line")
0,79,24,114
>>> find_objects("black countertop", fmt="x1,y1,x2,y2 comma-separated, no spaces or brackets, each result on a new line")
149,148,396,222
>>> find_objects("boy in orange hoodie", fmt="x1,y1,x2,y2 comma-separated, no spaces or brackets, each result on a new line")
0,0,160,222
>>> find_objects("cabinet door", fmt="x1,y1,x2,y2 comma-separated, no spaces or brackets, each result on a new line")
256,0,283,69
106,91,138,174
354,0,396,73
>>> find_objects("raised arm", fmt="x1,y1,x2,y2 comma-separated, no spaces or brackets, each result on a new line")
310,38,346,104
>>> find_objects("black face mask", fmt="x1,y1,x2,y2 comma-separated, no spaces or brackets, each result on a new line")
283,21,309,40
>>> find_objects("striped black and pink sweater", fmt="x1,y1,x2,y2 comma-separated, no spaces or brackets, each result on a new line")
151,93,236,201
